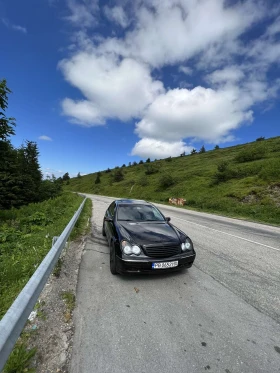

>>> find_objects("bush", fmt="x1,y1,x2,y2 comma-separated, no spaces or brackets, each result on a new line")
145,164,159,175
235,147,266,163
139,175,149,187
113,169,124,182
159,174,175,188
212,162,237,184
165,157,172,162
256,136,265,141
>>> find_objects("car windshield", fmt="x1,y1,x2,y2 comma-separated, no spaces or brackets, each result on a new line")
117,204,165,222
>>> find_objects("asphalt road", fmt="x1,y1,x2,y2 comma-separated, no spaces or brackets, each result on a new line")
71,194,280,373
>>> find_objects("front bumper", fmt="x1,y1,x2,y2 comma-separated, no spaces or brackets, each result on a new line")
116,252,196,274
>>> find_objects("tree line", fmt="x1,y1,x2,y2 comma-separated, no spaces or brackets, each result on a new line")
0,79,63,210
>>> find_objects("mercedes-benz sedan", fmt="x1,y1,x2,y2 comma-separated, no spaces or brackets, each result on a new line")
102,199,196,275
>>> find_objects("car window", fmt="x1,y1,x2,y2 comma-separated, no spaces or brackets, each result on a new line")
117,204,165,221
108,202,116,217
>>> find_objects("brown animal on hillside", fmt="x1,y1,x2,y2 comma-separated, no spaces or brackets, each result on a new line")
169,198,186,206
177,198,186,206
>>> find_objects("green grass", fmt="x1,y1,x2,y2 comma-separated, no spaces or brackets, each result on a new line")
0,193,92,373
61,291,76,323
64,137,280,225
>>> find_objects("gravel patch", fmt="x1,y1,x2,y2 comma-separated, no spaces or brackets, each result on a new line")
25,235,87,373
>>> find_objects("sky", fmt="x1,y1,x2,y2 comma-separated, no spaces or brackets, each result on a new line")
1,0,280,178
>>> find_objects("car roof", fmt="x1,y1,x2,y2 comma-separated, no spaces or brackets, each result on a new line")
115,199,148,204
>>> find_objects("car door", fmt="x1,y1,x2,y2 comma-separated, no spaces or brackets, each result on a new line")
105,202,116,243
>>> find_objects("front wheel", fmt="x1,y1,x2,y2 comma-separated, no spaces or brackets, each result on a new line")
102,223,106,237
110,241,117,275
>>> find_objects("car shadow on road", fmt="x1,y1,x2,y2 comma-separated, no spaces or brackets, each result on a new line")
117,268,189,283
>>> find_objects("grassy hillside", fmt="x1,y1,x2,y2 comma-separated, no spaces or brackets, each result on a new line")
65,137,280,225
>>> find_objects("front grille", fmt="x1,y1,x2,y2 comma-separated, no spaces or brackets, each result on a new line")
143,244,181,258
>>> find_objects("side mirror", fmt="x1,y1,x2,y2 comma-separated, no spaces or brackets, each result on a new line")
105,217,113,222
165,217,171,222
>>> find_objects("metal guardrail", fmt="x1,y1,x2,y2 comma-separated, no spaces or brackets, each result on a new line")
0,197,87,371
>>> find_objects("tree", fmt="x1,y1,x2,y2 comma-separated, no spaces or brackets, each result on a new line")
122,164,126,167
190,148,197,155
105,167,111,173
199,145,206,153
95,172,101,184
17,141,42,204
256,136,265,142
133,161,137,166
139,160,144,164
146,158,151,163
62,172,70,181
39,174,62,200
0,79,16,141
214,145,220,150
0,79,19,209
128,162,131,167
77,172,81,178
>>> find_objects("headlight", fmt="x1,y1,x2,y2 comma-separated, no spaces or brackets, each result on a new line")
181,238,192,252
121,241,141,256
132,245,141,255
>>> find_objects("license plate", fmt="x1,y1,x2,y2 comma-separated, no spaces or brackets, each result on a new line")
152,261,178,269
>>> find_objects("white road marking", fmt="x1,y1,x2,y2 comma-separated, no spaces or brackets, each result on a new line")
171,216,280,252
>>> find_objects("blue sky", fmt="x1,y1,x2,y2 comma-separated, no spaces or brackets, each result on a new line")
1,0,280,178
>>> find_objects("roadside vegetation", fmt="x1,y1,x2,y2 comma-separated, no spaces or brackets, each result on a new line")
65,136,280,225
0,193,92,373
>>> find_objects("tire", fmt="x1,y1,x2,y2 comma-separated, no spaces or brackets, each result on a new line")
110,241,117,275
102,223,106,237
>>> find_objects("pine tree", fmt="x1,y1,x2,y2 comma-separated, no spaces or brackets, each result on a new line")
62,172,70,181
199,145,206,153
95,172,101,184
0,79,16,141
190,148,197,155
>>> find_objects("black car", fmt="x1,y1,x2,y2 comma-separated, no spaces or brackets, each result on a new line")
102,199,196,275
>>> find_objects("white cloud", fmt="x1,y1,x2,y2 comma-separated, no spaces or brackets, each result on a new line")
65,0,99,28
131,138,192,159
179,66,192,75
59,54,164,124
206,66,245,85
39,135,53,141
1,18,27,33
135,86,253,144
104,5,129,28
99,0,264,68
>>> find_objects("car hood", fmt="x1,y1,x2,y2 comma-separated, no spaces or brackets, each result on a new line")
118,221,181,246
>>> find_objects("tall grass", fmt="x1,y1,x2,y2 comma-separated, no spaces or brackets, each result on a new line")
0,193,85,318
1,193,92,373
